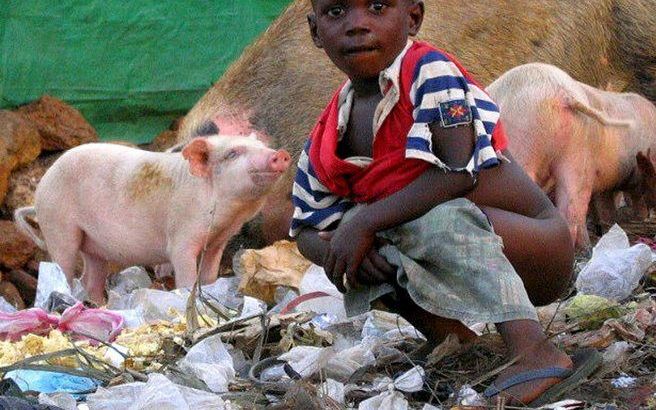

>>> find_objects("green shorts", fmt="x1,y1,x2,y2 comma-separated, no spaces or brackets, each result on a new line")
343,198,538,324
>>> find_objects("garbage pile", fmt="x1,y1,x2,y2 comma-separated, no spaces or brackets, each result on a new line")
0,228,654,409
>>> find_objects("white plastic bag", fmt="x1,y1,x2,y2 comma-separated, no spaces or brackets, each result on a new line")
108,266,152,296
34,262,86,309
86,373,227,410
358,388,408,410
576,225,652,301
177,334,235,393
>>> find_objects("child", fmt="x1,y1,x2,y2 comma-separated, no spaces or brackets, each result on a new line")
291,0,600,405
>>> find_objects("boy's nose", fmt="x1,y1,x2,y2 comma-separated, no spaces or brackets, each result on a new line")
345,9,371,36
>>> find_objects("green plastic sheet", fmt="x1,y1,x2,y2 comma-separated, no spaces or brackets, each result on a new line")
0,1,292,144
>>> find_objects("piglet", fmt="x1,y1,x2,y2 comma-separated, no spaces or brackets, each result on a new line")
487,63,656,249
14,134,290,303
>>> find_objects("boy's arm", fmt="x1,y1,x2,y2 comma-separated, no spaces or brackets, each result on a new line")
323,123,477,289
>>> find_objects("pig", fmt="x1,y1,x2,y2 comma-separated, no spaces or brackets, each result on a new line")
13,135,290,303
174,0,656,254
486,63,656,249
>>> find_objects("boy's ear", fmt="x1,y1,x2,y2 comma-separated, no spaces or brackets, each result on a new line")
407,1,424,36
307,13,323,49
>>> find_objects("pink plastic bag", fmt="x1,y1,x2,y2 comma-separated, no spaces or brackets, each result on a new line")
59,302,124,344
0,308,59,341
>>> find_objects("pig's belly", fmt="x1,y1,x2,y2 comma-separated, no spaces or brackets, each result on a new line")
80,231,169,266
77,210,170,266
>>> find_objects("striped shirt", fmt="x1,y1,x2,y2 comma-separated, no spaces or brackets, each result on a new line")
290,40,506,237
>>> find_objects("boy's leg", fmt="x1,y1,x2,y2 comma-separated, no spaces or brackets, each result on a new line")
382,289,572,405
479,206,574,305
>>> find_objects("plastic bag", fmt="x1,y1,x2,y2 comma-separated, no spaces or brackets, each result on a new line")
576,224,653,301
358,388,408,410
177,334,235,393
108,267,152,296
34,263,86,310
58,302,124,344
38,393,77,410
86,373,227,410
0,308,59,341
5,370,100,396
107,288,187,323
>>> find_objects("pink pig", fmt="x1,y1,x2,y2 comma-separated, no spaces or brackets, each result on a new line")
14,134,290,303
487,63,656,249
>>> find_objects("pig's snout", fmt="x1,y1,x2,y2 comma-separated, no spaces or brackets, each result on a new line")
268,150,290,172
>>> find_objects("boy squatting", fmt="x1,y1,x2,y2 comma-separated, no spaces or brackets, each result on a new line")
290,0,601,405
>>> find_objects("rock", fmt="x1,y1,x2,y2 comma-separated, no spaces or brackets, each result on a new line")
16,95,99,151
4,269,38,306
0,220,37,270
0,110,42,203
0,280,25,310
1,153,60,217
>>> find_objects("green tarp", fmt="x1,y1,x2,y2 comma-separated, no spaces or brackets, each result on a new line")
0,1,292,144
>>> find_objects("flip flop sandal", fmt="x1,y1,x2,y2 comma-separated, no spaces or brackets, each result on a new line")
483,348,602,407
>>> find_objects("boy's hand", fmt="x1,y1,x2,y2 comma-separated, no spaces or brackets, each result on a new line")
319,223,395,292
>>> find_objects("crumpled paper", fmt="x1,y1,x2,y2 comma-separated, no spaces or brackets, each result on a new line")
237,240,312,303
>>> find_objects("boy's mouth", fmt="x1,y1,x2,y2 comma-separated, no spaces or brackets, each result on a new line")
343,45,379,56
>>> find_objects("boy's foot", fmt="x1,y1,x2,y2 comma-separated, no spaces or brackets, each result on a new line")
487,339,573,405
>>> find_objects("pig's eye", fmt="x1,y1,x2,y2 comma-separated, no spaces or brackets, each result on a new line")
225,150,239,160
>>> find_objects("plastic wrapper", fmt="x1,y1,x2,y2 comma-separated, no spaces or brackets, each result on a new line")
576,224,653,301
5,370,100,396
108,267,152,296
455,384,486,407
86,373,228,410
279,338,378,382
177,334,235,393
38,392,77,410
318,379,345,404
107,288,187,323
34,262,86,310
564,294,629,329
295,264,347,320
358,388,408,410
58,303,124,344
0,308,59,341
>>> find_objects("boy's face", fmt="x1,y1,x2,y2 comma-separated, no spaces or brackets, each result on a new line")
308,0,424,81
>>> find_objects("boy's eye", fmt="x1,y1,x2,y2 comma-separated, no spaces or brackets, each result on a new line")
327,5,345,17
370,2,386,12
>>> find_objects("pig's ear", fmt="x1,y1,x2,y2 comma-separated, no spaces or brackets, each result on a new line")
182,138,212,178
637,150,656,178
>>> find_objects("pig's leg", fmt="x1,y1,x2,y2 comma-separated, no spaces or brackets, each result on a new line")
553,165,593,250
80,253,110,304
198,242,226,285
170,248,200,289
44,224,83,285
590,191,617,235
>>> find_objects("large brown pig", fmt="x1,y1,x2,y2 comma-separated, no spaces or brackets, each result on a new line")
178,0,656,248
14,135,290,303
487,63,656,248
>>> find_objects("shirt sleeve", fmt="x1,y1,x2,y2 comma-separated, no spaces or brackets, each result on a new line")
289,140,354,237
405,50,502,173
